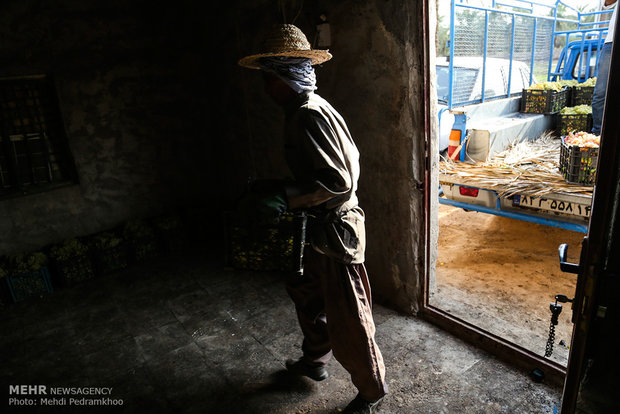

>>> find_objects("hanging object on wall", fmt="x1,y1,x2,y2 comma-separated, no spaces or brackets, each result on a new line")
315,13,331,49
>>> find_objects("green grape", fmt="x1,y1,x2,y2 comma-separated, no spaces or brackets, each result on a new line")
528,81,566,92
559,79,579,87
580,77,597,87
560,104,592,115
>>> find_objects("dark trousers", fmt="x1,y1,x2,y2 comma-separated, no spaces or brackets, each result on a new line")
285,247,388,402
592,42,612,135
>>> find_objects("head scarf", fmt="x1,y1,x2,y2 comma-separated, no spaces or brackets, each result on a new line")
259,56,317,94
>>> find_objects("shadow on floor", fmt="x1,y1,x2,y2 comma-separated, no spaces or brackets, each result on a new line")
1,247,562,413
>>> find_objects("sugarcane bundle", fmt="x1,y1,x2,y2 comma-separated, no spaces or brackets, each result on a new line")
440,133,594,198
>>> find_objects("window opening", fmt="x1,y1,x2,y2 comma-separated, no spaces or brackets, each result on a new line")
0,75,76,197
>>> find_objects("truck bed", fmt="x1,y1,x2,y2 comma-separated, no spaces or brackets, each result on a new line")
439,174,592,233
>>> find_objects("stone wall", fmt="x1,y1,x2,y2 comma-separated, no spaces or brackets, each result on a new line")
0,0,213,254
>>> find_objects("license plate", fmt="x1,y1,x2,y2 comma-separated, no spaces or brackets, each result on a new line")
513,195,591,218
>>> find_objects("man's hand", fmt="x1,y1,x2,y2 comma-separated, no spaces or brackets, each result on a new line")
236,181,289,225
255,192,288,224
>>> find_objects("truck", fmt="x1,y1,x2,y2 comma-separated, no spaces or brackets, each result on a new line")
439,174,593,233
437,0,611,233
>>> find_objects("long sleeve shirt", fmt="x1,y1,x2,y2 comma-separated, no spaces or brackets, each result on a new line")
283,92,366,264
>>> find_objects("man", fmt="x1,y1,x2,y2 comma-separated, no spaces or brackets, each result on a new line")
238,24,388,413
592,0,617,135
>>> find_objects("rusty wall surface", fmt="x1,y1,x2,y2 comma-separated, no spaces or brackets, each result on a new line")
0,0,212,254
217,0,428,314
324,1,426,314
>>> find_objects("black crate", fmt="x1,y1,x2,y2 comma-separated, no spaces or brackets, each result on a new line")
86,231,131,276
225,211,307,274
152,214,186,253
130,236,160,263
51,254,96,287
521,87,569,114
571,85,595,106
156,228,187,253
559,139,598,185
91,243,131,276
6,267,53,302
122,219,161,262
556,113,592,137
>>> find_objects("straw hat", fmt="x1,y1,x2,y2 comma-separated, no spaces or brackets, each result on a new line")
238,24,332,70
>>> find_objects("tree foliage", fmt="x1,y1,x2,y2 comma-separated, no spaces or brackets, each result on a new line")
436,1,599,58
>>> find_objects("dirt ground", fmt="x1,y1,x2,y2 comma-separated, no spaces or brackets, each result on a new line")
431,204,586,366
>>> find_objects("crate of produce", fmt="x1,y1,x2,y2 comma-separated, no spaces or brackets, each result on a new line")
521,84,569,114
7,268,54,302
570,78,596,106
152,214,186,253
2,252,53,302
87,232,131,276
130,236,160,263
123,219,160,263
559,131,600,185
557,79,578,104
53,256,95,286
225,211,307,274
49,239,96,286
571,86,595,106
556,105,592,136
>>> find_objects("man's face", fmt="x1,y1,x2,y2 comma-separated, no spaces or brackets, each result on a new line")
262,72,295,105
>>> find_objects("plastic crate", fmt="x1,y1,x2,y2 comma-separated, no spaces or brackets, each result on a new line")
571,85,595,106
156,227,186,253
51,255,96,286
153,214,186,253
559,139,598,185
6,267,53,302
225,211,307,274
122,219,160,262
130,236,160,262
521,87,569,114
91,243,131,276
556,113,592,137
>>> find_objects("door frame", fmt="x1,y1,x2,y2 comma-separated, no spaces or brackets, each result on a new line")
560,33,620,413
418,0,568,388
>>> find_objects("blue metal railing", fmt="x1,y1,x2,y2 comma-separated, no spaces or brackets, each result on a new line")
444,0,612,109
446,0,557,109
529,18,538,85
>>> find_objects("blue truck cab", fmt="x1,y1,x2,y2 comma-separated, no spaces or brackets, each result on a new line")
551,38,605,82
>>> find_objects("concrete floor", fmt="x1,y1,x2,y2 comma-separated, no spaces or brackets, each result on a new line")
1,248,563,413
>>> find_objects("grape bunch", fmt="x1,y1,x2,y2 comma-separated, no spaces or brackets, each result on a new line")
579,77,597,87
560,105,592,115
528,81,566,92
559,79,579,88
558,105,592,135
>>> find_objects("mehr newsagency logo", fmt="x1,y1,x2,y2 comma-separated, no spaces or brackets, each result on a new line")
9,385,123,407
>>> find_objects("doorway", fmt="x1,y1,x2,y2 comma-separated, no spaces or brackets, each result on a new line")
420,0,598,384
